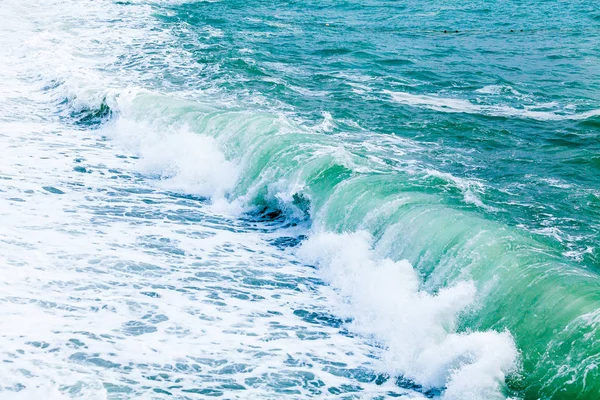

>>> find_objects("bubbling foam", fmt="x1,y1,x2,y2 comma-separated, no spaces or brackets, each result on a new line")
107,94,239,201
297,231,518,399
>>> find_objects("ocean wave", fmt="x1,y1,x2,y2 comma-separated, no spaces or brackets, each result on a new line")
298,231,517,400
6,0,600,398
49,77,600,398
49,80,521,398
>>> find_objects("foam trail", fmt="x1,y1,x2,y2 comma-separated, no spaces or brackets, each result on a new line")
386,90,600,121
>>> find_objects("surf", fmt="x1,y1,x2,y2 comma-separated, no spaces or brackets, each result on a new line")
1,0,599,399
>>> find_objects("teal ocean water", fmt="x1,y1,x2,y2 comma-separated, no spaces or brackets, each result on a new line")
1,0,599,399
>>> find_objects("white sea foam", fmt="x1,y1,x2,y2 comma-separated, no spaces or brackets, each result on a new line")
316,111,337,132
298,232,518,399
103,91,240,202
0,0,241,207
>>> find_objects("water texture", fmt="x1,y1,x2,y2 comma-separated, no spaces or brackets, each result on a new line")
1,0,599,399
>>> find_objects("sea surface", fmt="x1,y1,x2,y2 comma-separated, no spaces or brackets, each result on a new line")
1,1,599,399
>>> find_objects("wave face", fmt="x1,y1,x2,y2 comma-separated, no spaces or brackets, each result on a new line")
1,0,600,399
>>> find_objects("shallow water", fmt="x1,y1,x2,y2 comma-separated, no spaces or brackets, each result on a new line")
0,118,422,399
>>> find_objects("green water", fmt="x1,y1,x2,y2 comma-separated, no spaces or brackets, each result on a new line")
149,0,600,265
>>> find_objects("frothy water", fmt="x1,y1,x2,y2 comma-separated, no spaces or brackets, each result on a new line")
298,232,517,400
0,1,437,398
2,0,599,399
0,120,420,399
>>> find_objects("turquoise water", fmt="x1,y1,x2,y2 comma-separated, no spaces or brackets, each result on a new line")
154,0,600,264
1,0,599,399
